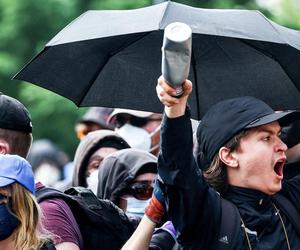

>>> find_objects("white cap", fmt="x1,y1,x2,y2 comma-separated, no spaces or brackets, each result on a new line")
108,108,153,124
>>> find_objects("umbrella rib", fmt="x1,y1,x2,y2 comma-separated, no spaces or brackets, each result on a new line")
77,32,153,106
110,33,151,57
241,39,293,81
158,1,171,29
241,39,300,97
256,11,287,45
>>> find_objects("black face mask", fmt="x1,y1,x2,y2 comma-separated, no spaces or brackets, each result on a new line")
0,203,19,240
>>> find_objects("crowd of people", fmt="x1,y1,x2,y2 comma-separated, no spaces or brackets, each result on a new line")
1,73,300,250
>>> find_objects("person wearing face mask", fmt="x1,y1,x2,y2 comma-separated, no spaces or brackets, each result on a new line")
107,109,162,156
97,148,157,218
72,130,130,194
28,139,69,187
0,93,82,250
0,154,56,250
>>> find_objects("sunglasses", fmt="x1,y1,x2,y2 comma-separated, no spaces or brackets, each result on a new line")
123,181,154,200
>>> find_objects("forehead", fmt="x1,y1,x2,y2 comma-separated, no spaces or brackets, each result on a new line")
242,121,281,139
90,147,118,159
250,121,281,133
134,173,156,182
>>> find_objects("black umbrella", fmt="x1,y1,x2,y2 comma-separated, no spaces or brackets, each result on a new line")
14,1,300,120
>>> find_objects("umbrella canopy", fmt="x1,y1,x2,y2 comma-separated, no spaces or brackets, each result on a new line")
14,1,300,120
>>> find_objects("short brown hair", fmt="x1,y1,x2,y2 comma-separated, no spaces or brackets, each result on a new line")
203,130,250,193
0,128,32,158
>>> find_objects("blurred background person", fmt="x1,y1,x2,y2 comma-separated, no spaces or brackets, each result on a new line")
0,154,55,250
75,107,115,140
0,93,32,158
108,108,162,156
97,148,157,218
28,139,70,187
0,93,81,250
72,130,130,193
281,120,300,179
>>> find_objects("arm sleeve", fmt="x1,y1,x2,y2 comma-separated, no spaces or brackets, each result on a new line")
40,198,83,249
158,108,221,248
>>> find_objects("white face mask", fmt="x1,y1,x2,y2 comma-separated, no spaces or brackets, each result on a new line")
86,169,99,195
126,197,150,218
117,123,151,151
35,163,61,187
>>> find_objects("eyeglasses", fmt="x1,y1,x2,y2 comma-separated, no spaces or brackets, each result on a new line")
130,117,161,127
123,181,154,200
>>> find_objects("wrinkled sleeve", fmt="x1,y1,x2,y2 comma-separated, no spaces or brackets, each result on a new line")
158,108,221,248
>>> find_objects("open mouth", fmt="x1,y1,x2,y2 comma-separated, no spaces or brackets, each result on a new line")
274,159,285,177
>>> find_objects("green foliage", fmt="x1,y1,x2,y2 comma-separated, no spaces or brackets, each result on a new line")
19,83,86,157
175,0,258,9
267,0,300,29
1,0,299,158
92,0,152,10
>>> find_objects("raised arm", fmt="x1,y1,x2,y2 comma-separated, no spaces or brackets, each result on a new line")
156,76,221,248
121,216,156,250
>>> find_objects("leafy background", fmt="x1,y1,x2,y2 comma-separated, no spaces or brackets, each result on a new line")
1,0,299,158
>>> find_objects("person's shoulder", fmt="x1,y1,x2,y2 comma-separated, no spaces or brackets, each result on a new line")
39,197,73,220
39,197,69,210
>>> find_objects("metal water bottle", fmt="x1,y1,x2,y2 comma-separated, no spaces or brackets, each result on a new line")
161,22,192,96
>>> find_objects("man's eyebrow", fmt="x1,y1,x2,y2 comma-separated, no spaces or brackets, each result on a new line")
255,127,281,134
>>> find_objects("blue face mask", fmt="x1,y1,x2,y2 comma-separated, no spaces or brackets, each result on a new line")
126,197,150,218
0,203,19,240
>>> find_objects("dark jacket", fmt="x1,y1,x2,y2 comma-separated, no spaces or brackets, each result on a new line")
150,224,179,250
97,148,157,205
158,110,300,249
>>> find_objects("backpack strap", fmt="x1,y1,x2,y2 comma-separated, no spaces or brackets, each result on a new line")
273,193,300,237
64,186,102,208
215,198,241,250
36,186,65,203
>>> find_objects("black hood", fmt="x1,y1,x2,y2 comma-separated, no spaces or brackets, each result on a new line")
97,148,157,205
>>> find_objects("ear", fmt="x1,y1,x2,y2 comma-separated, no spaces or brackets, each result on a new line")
0,139,10,155
218,146,238,168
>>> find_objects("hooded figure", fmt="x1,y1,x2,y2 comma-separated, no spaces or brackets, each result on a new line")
28,139,69,187
97,148,157,217
72,130,130,189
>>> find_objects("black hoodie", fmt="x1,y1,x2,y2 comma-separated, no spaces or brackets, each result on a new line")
97,148,157,205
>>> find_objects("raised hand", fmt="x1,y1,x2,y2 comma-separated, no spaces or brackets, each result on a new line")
156,76,192,118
